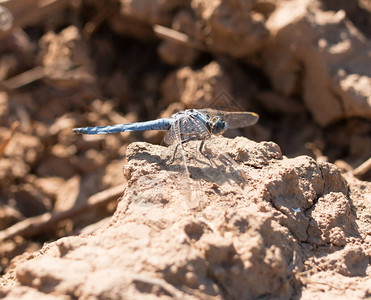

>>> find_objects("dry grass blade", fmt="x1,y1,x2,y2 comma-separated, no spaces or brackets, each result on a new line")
0,121,19,157
2,66,45,90
353,157,371,179
153,24,207,52
0,184,126,242
83,4,117,40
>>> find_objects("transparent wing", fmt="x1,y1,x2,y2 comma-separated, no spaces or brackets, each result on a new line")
163,114,211,145
170,118,203,209
198,109,259,129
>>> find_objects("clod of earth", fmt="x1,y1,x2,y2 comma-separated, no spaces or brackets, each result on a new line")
1,137,369,299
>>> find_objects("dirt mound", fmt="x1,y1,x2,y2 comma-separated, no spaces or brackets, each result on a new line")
1,138,370,299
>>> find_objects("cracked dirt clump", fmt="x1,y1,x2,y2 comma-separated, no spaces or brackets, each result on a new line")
307,192,358,247
1,137,369,299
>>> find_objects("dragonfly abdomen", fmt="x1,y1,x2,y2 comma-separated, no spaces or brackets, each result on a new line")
73,118,172,134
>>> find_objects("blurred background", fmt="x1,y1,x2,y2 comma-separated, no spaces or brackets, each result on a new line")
0,0,370,275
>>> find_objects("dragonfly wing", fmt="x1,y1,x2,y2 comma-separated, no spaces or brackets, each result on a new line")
163,124,176,145
168,120,201,209
170,114,215,208
198,109,259,129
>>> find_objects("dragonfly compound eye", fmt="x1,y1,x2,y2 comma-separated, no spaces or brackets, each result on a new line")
211,116,227,135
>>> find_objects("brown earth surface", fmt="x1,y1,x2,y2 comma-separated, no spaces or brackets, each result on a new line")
0,0,370,299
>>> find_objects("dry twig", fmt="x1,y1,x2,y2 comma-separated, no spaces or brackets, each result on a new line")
153,24,207,52
0,121,19,157
0,184,126,242
1,66,45,90
83,3,117,40
353,157,371,179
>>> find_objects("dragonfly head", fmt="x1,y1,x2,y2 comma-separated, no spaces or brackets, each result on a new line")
210,116,227,135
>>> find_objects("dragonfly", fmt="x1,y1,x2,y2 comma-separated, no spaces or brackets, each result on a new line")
73,109,259,208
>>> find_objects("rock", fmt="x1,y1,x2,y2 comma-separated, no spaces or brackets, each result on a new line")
161,61,232,108
16,256,93,295
39,25,96,90
2,131,43,166
307,192,358,247
34,177,66,200
261,0,371,125
1,137,367,299
343,173,371,240
191,0,268,57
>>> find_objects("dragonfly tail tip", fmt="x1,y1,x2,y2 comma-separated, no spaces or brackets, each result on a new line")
73,128,83,134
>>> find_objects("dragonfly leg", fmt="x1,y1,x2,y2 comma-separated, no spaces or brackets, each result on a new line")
199,140,218,167
168,144,179,165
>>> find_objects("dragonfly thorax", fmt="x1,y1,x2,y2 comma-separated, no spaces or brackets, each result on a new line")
209,116,227,135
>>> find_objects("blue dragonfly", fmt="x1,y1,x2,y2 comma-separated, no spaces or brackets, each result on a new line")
73,109,259,208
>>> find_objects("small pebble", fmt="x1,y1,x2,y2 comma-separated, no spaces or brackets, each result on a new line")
185,271,197,286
